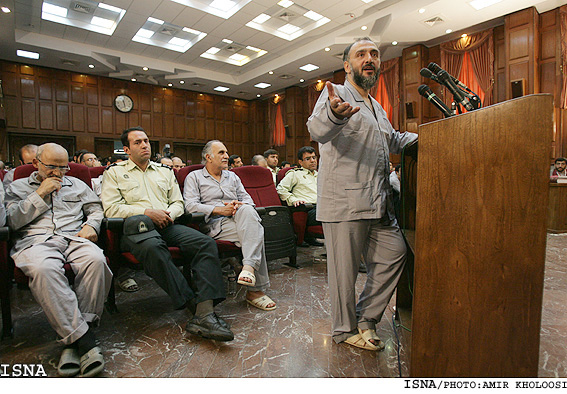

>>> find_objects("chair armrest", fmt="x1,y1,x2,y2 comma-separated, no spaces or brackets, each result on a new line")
288,203,315,212
0,226,10,241
103,217,124,232
255,207,267,216
176,212,205,225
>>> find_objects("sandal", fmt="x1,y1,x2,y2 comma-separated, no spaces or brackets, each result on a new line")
79,346,105,377
57,347,80,377
119,278,139,292
246,295,276,311
358,327,385,351
237,270,256,287
344,333,378,351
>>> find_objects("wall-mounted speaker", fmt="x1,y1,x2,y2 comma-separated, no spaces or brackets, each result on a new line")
511,79,525,99
285,125,291,138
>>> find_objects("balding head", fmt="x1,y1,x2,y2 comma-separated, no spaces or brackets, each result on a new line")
171,157,184,169
19,144,38,165
34,143,70,180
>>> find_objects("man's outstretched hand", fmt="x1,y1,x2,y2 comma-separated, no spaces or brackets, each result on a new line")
327,82,360,120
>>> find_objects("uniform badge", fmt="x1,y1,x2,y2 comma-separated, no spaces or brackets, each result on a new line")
138,221,148,233
124,174,129,179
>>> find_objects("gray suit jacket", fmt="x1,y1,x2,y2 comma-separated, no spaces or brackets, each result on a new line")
307,80,418,222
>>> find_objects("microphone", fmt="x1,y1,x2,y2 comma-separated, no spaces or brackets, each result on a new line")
428,62,473,93
418,85,453,118
420,68,440,84
436,70,474,111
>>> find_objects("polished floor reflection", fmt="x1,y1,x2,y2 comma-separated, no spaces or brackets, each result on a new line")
1,234,565,378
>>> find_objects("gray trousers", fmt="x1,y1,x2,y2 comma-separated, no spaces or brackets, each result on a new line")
322,219,406,343
213,204,269,292
13,236,112,345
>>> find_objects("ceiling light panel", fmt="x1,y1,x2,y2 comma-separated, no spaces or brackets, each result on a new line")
299,63,319,72
200,39,267,66
133,18,206,53
254,82,271,88
41,0,126,36
469,0,503,10
246,3,330,41
214,86,230,92
169,0,250,19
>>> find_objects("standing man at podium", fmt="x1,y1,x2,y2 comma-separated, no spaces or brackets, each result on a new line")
307,37,417,351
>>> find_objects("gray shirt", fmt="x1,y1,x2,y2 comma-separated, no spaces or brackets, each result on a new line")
0,181,5,227
183,167,254,238
307,80,417,222
5,172,103,256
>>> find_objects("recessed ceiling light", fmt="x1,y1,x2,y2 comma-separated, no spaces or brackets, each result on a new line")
1,6,11,13
16,50,39,59
361,0,372,3
461,33,468,38
252,13,270,24
299,79,304,82
214,86,230,92
229,53,248,62
361,25,367,30
206,47,221,55
88,64,95,68
317,80,321,83
324,47,330,52
147,17,164,25
257,94,261,97
42,3,68,18
269,71,274,75
254,82,271,89
169,37,189,47
136,28,155,39
131,78,136,82
98,3,123,13
278,0,294,7
91,16,115,29
210,0,236,12
180,80,185,84
168,83,173,87
392,41,398,46
446,29,452,34
299,64,319,72
469,0,502,10
222,38,233,44
419,8,425,13
304,11,323,21
277,23,300,35
142,67,149,71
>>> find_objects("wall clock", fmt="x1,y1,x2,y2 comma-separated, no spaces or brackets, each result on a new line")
114,94,134,113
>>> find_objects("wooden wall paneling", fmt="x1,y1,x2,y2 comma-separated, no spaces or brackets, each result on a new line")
55,80,69,102
21,100,36,129
101,88,113,107
505,7,539,99
402,45,428,132
56,104,70,130
72,105,85,132
76,134,94,152
141,113,152,133
2,69,18,96
39,102,54,130
20,77,35,99
225,121,233,143
494,25,506,103
206,119,215,140
174,115,185,139
128,111,140,129
38,77,52,100
71,83,84,105
152,113,163,137
86,86,98,106
139,87,152,111
101,108,113,134
164,112,174,138
87,107,99,133
196,119,206,141
19,65,33,76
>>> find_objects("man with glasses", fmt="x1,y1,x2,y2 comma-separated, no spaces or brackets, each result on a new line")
3,144,38,189
276,146,323,246
5,143,112,377
79,152,101,168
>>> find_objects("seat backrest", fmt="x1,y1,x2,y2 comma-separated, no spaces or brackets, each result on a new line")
176,164,204,194
232,166,281,207
13,163,92,189
88,165,106,179
276,167,294,185
0,169,6,181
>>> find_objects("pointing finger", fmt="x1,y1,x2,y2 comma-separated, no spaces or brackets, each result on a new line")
326,82,336,99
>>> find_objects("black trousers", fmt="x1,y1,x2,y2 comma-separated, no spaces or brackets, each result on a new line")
306,207,321,227
121,224,225,309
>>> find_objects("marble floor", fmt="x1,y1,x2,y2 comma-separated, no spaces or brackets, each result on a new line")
0,234,566,378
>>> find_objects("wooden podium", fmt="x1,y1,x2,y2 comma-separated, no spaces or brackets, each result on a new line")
400,94,553,377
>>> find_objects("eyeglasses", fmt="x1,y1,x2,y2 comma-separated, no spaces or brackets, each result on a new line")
82,157,97,162
37,158,70,172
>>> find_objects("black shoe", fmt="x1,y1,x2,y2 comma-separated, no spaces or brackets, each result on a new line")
186,313,234,342
358,261,367,273
215,313,230,329
306,238,324,246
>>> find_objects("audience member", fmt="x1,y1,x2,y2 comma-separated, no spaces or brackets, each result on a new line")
159,157,174,167
100,127,233,342
280,161,292,169
0,182,5,227
5,143,111,377
550,157,567,182
251,154,268,167
79,152,101,168
263,149,279,183
171,157,185,170
0,160,4,171
184,140,276,311
109,153,128,165
276,146,322,246
390,164,401,194
3,144,39,189
228,154,243,169
73,149,89,163
307,37,417,351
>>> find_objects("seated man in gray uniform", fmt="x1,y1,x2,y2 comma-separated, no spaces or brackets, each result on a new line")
276,145,323,246
183,140,276,311
100,127,233,342
0,181,5,226
5,143,112,377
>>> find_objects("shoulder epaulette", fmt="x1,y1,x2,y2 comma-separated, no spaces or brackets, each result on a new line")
160,163,173,170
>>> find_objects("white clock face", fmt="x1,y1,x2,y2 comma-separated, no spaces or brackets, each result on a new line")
115,95,133,113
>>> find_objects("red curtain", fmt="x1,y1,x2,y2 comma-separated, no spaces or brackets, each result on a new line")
374,74,392,122
441,29,494,108
374,58,399,129
272,103,285,146
459,52,485,106
560,5,567,109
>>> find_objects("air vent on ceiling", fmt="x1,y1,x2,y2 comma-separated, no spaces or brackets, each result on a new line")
423,16,444,27
224,43,245,52
191,82,204,87
279,74,294,79
277,12,295,22
61,59,79,66
333,52,343,60
72,2,94,14
238,91,247,94
160,27,179,35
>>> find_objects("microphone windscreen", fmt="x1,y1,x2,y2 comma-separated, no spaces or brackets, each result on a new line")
427,62,443,74
418,84,431,96
420,68,433,78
